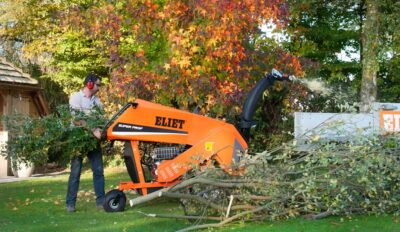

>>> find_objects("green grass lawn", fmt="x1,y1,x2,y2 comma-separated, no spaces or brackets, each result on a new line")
0,167,399,232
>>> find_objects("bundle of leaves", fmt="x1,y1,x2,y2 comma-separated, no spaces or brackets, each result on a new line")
1,105,107,169
133,134,400,231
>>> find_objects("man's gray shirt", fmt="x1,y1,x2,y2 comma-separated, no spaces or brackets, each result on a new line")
69,90,103,114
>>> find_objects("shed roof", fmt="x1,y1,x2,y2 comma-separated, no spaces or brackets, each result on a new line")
0,58,49,116
0,58,38,85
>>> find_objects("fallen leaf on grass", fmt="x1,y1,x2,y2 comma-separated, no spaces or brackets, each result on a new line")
329,221,341,226
24,198,32,206
12,207,18,211
30,189,35,193
89,219,98,225
78,191,85,197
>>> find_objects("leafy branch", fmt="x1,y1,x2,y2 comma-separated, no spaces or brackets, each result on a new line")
1,105,107,168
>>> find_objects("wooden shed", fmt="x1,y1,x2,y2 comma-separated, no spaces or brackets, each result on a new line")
0,58,49,177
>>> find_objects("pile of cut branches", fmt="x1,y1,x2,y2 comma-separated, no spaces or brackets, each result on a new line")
132,134,400,231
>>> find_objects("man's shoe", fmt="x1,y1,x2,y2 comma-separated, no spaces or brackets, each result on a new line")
66,205,76,213
96,204,104,211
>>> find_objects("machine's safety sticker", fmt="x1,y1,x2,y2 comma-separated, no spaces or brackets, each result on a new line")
205,142,214,152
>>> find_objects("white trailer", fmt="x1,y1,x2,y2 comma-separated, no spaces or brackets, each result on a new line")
294,103,400,144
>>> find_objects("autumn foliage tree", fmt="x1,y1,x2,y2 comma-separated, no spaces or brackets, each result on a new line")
1,0,303,148
68,0,302,116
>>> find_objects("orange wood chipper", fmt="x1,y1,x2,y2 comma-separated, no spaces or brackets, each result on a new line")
101,70,288,212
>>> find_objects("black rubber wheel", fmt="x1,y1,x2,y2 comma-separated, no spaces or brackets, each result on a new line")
104,189,126,212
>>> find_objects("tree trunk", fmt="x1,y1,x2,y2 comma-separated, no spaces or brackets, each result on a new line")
360,0,379,113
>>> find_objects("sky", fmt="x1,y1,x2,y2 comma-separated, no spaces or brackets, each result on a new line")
261,22,360,63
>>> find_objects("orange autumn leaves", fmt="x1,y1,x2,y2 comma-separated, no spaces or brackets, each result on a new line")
74,0,302,114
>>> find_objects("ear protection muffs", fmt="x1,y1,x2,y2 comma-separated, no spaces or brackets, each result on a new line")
85,74,97,90
86,79,94,89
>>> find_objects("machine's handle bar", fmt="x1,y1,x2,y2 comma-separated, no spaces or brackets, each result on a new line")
101,102,138,140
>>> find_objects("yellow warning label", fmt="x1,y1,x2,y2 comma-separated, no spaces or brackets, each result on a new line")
205,142,214,152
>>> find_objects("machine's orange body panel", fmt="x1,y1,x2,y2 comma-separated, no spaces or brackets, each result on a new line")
107,99,246,145
105,99,248,194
